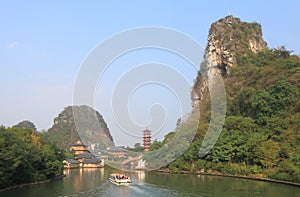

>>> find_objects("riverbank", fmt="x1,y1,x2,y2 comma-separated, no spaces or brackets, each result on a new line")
156,169,300,187
0,174,66,192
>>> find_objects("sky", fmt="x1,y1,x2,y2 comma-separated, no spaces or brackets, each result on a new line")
1,1,300,146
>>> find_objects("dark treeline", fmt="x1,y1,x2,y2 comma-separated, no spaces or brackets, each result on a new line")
0,126,64,189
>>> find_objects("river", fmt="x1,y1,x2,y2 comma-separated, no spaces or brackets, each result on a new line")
1,168,299,197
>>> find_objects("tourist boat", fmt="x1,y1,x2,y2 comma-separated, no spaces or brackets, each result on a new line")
109,173,131,185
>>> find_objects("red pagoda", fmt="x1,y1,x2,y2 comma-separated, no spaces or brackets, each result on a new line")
143,129,151,152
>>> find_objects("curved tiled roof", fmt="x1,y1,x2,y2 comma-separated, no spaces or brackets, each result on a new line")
83,158,101,164
75,153,94,159
64,158,79,164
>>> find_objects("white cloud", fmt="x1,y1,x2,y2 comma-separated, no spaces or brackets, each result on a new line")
7,41,19,48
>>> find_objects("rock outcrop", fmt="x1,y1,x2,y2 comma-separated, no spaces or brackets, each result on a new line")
47,105,114,150
192,15,267,105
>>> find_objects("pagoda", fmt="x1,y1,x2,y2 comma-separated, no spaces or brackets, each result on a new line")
143,129,151,152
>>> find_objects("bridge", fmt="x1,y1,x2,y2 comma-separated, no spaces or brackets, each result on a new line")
121,155,145,169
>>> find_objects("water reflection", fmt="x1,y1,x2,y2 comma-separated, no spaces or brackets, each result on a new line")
62,168,105,195
1,168,300,197
135,170,145,185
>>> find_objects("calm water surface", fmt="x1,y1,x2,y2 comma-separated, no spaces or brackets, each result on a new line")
1,168,299,197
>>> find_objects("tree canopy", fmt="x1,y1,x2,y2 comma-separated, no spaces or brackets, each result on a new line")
0,127,64,189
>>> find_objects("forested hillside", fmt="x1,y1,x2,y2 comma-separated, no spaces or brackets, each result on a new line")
152,16,300,183
168,47,300,182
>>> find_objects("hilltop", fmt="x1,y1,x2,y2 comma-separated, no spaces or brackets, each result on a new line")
192,15,266,103
46,105,114,150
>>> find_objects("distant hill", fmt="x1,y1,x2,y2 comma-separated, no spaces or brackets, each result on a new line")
47,105,114,150
13,120,37,131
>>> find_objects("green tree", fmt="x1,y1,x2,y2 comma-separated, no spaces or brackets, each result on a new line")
255,140,280,169
0,127,64,189
149,139,162,151
132,143,144,152
249,90,272,124
269,78,299,112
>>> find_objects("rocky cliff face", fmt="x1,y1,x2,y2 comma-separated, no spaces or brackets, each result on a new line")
47,105,114,150
192,15,267,105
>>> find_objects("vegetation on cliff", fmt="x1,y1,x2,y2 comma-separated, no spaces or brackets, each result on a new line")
46,105,114,150
151,16,300,183
177,48,299,183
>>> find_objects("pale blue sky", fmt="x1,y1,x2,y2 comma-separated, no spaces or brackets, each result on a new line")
1,1,300,145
